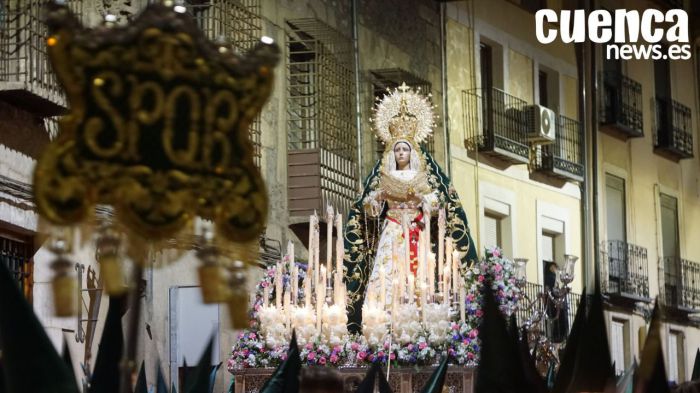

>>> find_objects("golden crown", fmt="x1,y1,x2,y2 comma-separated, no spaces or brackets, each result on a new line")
372,82,436,147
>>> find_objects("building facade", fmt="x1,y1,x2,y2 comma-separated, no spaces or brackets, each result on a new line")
0,0,697,390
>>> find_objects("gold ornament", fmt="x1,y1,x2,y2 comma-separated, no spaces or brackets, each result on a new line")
372,82,436,150
34,2,280,243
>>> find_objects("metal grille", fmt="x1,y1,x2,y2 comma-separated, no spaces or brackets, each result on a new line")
601,71,643,137
0,0,82,106
600,240,650,300
0,236,33,301
286,19,357,215
661,257,700,311
464,87,530,162
182,0,263,166
369,68,434,160
534,115,584,181
655,97,693,159
515,281,580,343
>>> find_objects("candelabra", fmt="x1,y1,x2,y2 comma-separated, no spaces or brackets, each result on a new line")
513,255,578,374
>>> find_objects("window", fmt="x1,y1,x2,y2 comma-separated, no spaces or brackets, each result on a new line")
668,330,685,383
0,235,33,302
611,319,630,375
483,213,502,249
605,174,627,243
538,71,548,107
537,65,559,111
542,231,557,288
480,43,493,91
660,194,680,258
169,286,220,391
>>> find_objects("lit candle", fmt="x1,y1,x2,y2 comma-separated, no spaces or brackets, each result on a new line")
407,275,415,303
326,205,334,285
443,265,451,307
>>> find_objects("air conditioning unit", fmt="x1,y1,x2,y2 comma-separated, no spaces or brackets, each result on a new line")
525,104,556,144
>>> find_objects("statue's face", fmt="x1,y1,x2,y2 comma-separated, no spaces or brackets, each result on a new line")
393,142,411,169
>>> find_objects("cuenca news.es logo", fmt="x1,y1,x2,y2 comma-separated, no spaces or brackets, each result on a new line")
535,9,691,60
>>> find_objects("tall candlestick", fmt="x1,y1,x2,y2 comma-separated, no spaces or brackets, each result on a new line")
459,280,466,324
443,264,451,307
445,238,453,299
326,205,334,285
314,215,320,295
304,271,311,308
437,209,445,289
275,263,283,309
335,213,343,279
263,285,270,307
428,252,436,300
317,266,326,334
283,291,291,329
402,213,410,276
380,266,386,308
407,275,415,303
288,241,295,272
452,250,460,296
291,265,298,305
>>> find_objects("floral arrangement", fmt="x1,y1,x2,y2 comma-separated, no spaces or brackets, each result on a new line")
227,246,520,372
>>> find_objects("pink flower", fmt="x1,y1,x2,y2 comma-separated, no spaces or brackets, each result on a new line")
451,324,459,331
250,332,256,339
334,346,342,353
494,264,503,272
419,342,427,350
351,342,360,351
467,352,475,360
330,354,339,363
319,356,327,365
358,351,367,360
469,329,479,338
466,294,475,302
307,352,316,361
384,342,390,350
407,344,414,351
478,275,485,282
492,249,501,257
261,281,269,288
306,343,313,350
390,353,396,360
475,309,483,317
377,351,385,358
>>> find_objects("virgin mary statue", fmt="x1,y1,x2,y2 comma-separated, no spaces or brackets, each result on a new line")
343,84,478,334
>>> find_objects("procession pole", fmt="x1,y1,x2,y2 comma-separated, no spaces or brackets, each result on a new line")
119,263,144,393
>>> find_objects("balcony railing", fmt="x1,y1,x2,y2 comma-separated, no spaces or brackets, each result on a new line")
515,281,581,343
0,1,82,116
465,87,530,164
655,97,693,160
534,115,584,182
600,71,643,138
601,240,650,301
661,257,700,311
